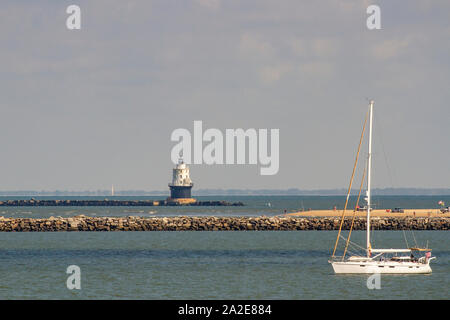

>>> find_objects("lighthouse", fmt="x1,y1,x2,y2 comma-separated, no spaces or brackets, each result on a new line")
167,154,196,204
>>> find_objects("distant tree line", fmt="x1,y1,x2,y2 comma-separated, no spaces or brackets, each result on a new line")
0,188,449,196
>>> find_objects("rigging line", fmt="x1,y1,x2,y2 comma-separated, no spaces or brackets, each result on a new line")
339,234,367,251
342,160,367,260
370,209,376,247
411,226,419,247
344,239,362,252
405,217,419,248
347,242,364,253
331,108,369,258
343,247,359,257
372,112,393,250
348,242,364,254
374,111,395,188
344,245,364,257
402,229,409,249
375,109,423,250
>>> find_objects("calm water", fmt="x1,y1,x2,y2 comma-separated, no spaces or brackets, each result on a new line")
0,231,448,299
0,196,448,299
1,195,449,218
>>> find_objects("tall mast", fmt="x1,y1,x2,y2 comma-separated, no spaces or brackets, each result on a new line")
366,100,374,257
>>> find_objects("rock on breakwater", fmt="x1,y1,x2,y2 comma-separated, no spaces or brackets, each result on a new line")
0,216,448,232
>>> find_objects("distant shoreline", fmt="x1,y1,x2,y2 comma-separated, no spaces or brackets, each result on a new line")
1,188,450,197
0,199,244,207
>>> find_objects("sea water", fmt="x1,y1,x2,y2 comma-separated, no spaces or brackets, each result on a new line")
1,195,449,218
0,231,448,299
0,196,448,299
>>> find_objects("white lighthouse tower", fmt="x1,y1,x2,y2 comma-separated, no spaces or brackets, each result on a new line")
167,153,195,204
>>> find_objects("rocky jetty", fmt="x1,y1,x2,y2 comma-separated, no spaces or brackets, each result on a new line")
0,199,244,207
0,216,448,232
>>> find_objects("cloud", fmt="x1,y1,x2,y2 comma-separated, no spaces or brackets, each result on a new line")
288,37,307,57
299,61,334,78
287,36,340,59
371,38,411,60
238,32,276,61
312,38,339,58
259,63,292,84
0,0,449,190
194,0,220,10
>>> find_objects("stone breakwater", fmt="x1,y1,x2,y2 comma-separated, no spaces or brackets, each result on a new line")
0,199,244,207
0,216,448,232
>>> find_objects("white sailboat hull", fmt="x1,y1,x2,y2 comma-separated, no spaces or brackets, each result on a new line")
331,260,432,274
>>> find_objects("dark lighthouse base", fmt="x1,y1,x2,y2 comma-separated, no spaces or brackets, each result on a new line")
167,185,196,204
169,185,192,199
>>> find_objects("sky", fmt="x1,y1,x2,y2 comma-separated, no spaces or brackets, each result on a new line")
0,0,449,191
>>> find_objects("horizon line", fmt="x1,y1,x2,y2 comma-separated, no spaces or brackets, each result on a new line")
0,187,449,196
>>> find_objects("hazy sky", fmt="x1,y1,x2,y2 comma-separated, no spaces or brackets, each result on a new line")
0,0,449,191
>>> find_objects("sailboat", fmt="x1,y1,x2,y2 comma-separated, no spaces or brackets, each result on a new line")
329,100,435,274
